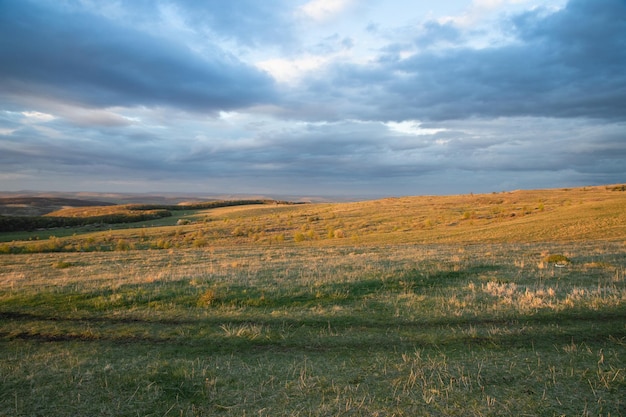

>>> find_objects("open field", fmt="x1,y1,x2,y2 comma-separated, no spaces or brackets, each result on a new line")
1,185,626,249
1,185,625,416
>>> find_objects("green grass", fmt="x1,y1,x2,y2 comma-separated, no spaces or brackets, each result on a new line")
1,241,625,416
1,185,625,415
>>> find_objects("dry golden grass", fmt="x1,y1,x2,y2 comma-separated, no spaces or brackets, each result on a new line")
186,184,626,246
2,184,625,253
44,205,148,217
1,185,625,416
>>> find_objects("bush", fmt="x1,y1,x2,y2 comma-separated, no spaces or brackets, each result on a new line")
154,239,171,249
198,288,218,306
115,239,131,251
542,254,570,264
53,261,73,269
193,238,208,248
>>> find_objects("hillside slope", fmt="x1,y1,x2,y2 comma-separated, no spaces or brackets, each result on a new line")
0,197,114,216
1,185,624,251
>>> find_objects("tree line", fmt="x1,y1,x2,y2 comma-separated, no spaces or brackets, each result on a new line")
0,210,172,232
0,200,303,232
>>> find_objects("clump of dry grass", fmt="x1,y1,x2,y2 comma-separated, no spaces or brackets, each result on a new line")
542,253,570,264
198,288,218,306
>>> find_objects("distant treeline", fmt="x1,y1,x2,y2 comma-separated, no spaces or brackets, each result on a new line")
0,210,172,232
125,199,294,211
0,200,303,233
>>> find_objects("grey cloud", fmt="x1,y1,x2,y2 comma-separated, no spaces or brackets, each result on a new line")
190,115,624,188
1,0,624,197
169,0,296,48
311,34,355,55
170,120,436,181
309,0,626,122
414,21,462,48
2,115,624,195
418,118,626,176
0,1,276,112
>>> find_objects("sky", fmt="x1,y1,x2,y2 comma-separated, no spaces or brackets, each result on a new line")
1,0,625,198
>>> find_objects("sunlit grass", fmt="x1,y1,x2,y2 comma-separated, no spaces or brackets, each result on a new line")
1,185,625,415
2,185,626,250
1,240,625,416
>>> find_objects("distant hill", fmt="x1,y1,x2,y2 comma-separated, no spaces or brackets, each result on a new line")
0,197,115,216
1,185,625,246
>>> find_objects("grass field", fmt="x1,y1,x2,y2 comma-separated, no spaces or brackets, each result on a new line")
1,186,625,416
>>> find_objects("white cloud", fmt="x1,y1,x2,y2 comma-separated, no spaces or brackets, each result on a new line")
0,128,16,136
386,120,447,136
298,0,355,21
257,55,334,84
440,0,566,28
21,111,55,123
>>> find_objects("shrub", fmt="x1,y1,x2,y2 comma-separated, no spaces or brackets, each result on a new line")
232,226,247,237
193,238,208,248
115,239,131,251
53,261,73,269
154,239,171,249
198,288,218,306
542,254,570,264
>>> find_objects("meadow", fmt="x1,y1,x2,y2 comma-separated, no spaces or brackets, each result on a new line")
1,186,625,416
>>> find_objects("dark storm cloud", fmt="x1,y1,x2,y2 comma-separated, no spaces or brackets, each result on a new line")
0,0,276,112
308,0,626,122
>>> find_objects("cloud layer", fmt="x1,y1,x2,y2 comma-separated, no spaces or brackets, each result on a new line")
0,1,276,111
0,0,624,197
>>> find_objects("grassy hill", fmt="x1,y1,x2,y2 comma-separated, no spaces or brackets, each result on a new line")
1,185,625,251
0,196,114,216
1,185,625,416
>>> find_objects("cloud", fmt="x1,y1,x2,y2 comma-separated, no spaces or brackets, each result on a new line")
257,56,334,85
299,0,355,22
21,111,56,123
0,0,277,112
174,0,296,47
0,0,624,196
304,0,626,122
414,21,463,48
1,106,624,195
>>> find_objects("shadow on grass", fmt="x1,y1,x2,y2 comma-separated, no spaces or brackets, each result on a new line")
2,261,624,352
2,307,625,353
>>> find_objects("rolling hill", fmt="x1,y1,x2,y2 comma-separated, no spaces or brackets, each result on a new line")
1,184,624,251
